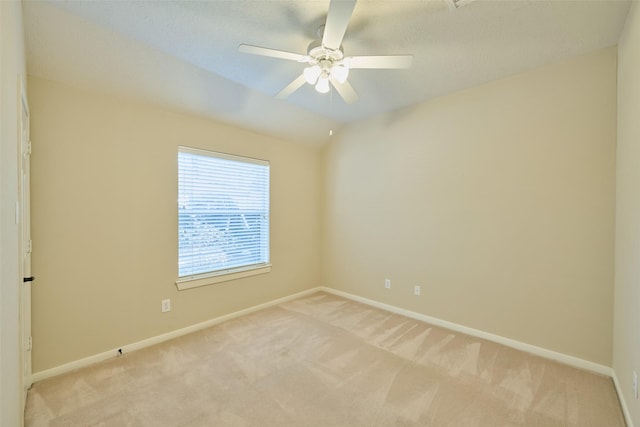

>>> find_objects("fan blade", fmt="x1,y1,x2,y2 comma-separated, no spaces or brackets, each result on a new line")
238,44,308,62
346,55,413,69
330,77,358,104
276,74,307,99
322,0,357,50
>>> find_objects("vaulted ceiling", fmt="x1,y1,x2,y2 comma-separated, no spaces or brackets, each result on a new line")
23,0,631,144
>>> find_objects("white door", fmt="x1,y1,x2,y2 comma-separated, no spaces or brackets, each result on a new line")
18,78,33,410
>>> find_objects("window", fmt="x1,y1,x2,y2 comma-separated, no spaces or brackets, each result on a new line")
177,147,270,290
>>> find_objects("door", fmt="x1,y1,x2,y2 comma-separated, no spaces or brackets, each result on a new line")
18,77,33,410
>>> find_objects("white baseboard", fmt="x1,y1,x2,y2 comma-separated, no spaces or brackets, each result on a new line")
32,286,612,380
611,369,635,427
319,287,612,376
33,285,631,424
322,289,635,425
32,287,322,383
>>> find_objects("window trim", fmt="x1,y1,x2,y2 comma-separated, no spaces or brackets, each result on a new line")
176,146,270,291
175,263,272,290
179,146,269,168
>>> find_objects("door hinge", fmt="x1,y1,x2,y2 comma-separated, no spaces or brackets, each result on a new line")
27,336,32,351
24,140,32,156
26,239,32,254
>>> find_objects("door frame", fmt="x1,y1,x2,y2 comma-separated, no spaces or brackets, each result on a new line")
18,75,32,414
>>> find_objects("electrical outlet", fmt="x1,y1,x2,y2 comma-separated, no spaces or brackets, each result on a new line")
414,285,421,296
385,279,391,289
633,370,638,399
161,299,171,313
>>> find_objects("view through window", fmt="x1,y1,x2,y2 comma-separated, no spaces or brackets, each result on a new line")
178,147,270,279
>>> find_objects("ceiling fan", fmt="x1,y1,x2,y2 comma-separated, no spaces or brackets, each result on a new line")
238,0,413,104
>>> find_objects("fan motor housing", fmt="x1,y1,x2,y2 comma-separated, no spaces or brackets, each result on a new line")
307,40,344,63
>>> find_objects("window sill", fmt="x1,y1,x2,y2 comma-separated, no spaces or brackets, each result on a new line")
176,264,272,291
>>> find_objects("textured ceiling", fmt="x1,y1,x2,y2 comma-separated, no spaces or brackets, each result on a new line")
23,0,631,145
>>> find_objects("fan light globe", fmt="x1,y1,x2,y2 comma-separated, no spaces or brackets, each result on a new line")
330,65,349,84
303,65,322,85
315,76,330,93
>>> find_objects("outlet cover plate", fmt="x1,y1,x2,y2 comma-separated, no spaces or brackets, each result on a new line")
161,299,171,313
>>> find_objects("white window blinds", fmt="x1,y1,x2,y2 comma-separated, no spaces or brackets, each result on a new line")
178,147,270,278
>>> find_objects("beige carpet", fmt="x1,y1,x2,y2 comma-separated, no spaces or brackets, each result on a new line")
25,292,625,426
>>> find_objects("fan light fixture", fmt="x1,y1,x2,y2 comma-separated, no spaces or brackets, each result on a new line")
316,76,331,93
303,65,321,84
304,61,350,93
330,64,349,83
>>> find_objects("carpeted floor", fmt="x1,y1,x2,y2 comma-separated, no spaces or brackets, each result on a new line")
25,292,625,426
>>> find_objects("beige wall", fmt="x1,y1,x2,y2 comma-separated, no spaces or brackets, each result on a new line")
615,2,640,423
28,40,620,385
29,77,321,372
322,47,617,365
1,1,27,425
